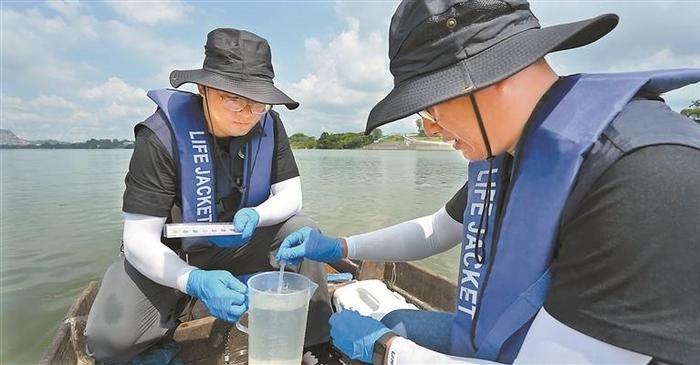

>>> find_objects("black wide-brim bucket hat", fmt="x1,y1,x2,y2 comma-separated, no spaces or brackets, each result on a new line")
366,0,618,133
170,28,299,110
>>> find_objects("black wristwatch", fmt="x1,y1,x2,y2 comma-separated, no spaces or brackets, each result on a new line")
372,332,397,364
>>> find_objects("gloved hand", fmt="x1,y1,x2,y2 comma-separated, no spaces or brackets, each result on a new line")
275,226,343,266
185,269,247,323
329,310,393,363
209,208,259,249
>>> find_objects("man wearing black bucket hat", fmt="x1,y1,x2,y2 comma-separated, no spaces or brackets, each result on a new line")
85,28,332,363
277,0,700,364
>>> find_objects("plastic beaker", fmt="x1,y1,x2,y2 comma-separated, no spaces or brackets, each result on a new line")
236,271,318,365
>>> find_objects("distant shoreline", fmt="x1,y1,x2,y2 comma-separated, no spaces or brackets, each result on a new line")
1,133,454,151
363,135,453,151
0,146,454,151
0,146,133,150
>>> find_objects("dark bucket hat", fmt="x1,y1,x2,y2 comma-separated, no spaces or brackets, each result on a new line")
170,28,299,110
365,0,619,133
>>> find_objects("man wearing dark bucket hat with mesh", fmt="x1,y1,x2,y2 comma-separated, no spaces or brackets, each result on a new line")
84,28,332,363
277,0,700,364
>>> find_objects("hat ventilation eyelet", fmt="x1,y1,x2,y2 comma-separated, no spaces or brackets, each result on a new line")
446,18,457,29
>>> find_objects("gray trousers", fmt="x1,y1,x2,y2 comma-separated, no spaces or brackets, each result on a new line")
85,215,331,363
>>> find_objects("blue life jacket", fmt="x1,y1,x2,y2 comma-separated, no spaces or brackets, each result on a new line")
139,89,274,252
450,69,700,362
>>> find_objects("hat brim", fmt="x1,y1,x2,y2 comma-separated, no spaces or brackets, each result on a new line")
169,69,300,110
365,14,619,134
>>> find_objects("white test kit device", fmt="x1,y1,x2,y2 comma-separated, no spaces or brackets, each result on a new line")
163,223,241,238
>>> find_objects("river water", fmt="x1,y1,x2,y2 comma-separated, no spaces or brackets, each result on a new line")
0,149,467,364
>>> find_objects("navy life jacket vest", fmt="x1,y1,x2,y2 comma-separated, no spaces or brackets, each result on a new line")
138,89,274,252
450,69,700,362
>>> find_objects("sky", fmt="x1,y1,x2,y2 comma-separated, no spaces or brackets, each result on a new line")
1,0,699,142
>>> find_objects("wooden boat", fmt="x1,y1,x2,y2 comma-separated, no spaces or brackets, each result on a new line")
39,260,457,365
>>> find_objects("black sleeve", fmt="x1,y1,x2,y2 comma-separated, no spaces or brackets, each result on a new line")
270,111,300,184
122,127,178,217
545,145,700,364
445,181,468,223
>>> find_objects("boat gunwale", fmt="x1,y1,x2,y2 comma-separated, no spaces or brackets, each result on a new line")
39,260,456,364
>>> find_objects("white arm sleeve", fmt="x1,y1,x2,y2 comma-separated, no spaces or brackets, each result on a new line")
387,337,500,365
122,213,197,293
385,308,651,365
513,309,651,364
346,206,462,261
253,176,302,227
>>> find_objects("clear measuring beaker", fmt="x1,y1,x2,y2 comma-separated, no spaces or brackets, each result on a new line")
236,271,318,365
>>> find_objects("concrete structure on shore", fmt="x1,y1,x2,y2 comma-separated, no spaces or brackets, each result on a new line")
403,135,454,150
364,134,453,151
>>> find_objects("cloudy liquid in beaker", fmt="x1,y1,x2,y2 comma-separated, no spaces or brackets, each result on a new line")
248,289,309,365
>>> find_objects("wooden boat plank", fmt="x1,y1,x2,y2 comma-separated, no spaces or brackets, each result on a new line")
41,261,455,364
333,259,360,278
39,322,74,365
383,262,457,313
357,261,385,281
67,281,98,317
39,281,98,365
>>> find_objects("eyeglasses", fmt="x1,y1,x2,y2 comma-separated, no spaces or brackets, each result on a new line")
219,95,271,115
418,109,436,122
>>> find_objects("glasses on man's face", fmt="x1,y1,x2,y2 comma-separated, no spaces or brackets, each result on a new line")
219,95,271,115
418,109,437,122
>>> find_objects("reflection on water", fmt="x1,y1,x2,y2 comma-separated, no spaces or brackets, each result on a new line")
0,149,467,363
296,150,466,280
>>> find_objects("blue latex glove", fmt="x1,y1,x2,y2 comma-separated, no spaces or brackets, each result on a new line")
329,310,393,363
185,269,247,323
209,208,259,248
275,226,343,266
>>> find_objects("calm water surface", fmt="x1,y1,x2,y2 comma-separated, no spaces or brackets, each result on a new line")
0,149,467,364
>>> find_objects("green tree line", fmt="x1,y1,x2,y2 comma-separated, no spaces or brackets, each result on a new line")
289,129,384,149
681,99,700,122
1,138,134,149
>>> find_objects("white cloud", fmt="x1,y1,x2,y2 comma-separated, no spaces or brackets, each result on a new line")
1,6,99,93
1,2,196,94
33,94,79,110
1,93,96,136
22,5,97,42
108,1,193,25
67,110,99,127
104,19,201,86
0,1,204,141
607,48,700,72
334,0,397,36
531,1,699,68
2,1,697,142
535,1,700,111
79,77,145,102
1,109,45,124
2,93,78,114
283,16,395,136
313,18,390,92
293,0,699,135
45,0,84,20
269,1,409,137
603,48,700,111
102,99,152,119
79,77,153,119
1,76,153,141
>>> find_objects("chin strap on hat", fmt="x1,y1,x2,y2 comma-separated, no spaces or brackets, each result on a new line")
470,93,495,265
203,87,229,196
